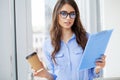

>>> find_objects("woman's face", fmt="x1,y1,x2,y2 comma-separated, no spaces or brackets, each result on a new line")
58,4,76,29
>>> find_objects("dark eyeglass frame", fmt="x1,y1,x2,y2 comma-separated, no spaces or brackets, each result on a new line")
59,11,76,19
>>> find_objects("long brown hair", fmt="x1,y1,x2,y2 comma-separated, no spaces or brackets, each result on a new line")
50,0,88,63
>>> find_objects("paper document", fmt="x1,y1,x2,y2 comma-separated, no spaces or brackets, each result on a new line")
79,29,113,70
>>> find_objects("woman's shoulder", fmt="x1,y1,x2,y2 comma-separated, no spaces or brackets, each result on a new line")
43,35,52,49
43,35,53,54
86,32,91,38
44,35,51,43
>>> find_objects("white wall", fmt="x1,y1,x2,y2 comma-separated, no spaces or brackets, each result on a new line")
101,0,120,78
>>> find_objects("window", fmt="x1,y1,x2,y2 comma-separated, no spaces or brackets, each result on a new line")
31,0,57,79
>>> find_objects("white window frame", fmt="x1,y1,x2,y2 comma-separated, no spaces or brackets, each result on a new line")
15,0,33,80
79,0,101,33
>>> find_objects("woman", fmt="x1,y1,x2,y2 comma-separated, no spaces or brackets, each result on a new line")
34,0,106,80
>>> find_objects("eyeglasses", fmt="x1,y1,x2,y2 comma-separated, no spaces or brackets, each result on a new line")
59,11,76,19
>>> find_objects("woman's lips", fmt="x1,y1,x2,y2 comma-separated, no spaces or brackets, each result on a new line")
64,22,71,26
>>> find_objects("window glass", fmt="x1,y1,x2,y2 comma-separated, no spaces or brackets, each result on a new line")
31,0,57,79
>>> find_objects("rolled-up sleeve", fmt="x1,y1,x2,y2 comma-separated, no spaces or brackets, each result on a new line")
93,68,103,78
88,68,103,79
43,39,57,80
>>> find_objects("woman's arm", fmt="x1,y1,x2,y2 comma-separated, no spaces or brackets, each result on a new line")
95,55,106,74
33,68,54,80
33,39,57,80
89,55,106,79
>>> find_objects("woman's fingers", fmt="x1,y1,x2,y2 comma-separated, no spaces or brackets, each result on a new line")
96,55,106,62
101,55,106,60
96,55,106,68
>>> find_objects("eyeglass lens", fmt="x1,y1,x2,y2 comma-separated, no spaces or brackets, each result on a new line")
59,11,76,19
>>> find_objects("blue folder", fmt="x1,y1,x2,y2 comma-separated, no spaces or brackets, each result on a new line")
79,29,113,70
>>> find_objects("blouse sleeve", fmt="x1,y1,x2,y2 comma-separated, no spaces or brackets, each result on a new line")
88,68,103,79
42,39,57,80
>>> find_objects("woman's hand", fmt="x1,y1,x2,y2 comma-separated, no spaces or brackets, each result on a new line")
33,69,54,80
95,55,106,74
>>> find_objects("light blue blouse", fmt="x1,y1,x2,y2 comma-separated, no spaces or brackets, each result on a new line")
43,34,103,80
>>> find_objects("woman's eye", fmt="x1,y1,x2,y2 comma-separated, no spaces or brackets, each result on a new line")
61,11,67,16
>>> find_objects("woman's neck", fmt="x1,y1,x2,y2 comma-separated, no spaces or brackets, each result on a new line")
61,28,73,43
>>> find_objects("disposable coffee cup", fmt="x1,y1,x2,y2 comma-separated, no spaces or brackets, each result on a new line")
26,52,44,71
